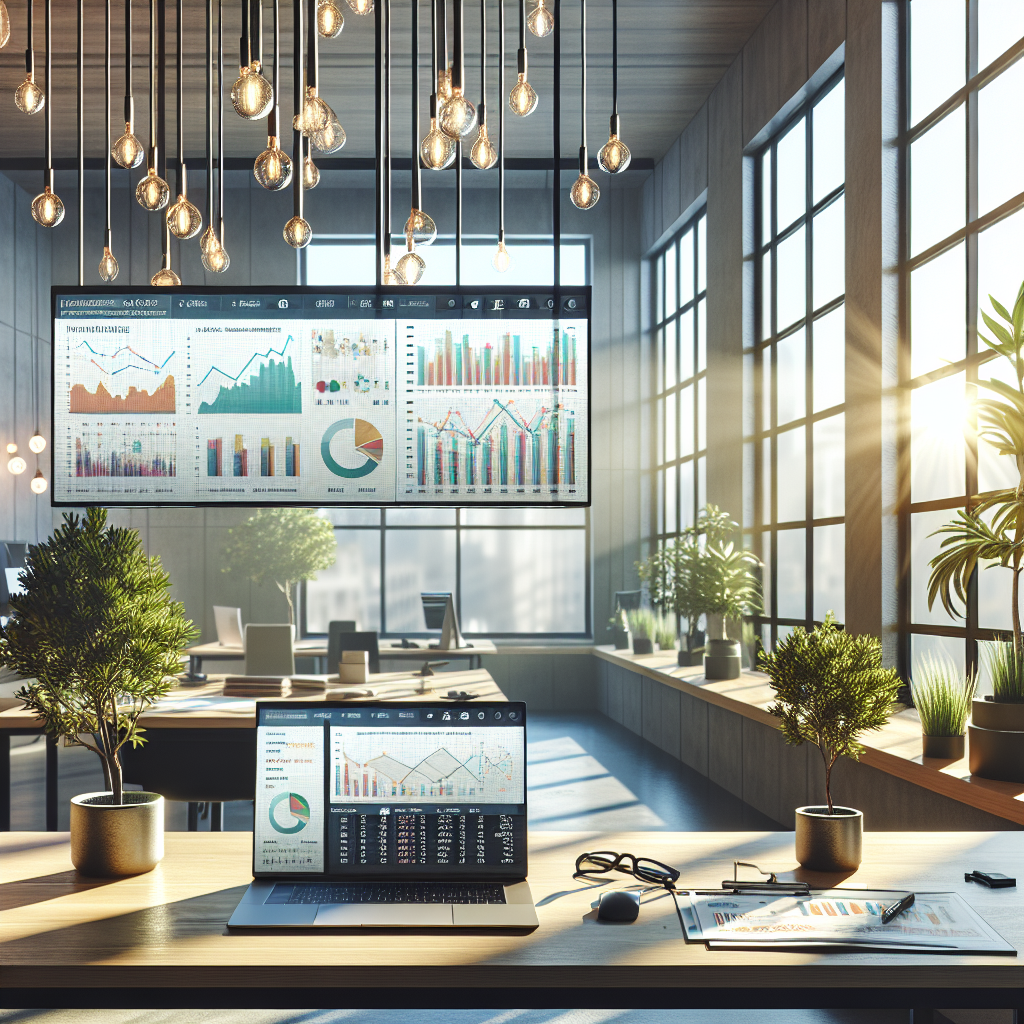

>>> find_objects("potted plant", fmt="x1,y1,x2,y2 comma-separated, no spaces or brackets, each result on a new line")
928,282,1024,781
0,509,198,876
222,508,337,626
655,612,677,654
626,607,657,655
911,653,976,760
761,615,900,872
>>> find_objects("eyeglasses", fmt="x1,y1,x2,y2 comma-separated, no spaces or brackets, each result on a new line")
573,850,680,888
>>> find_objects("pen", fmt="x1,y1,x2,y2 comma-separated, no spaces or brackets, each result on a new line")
881,892,915,924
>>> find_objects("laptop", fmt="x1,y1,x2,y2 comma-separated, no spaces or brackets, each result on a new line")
213,605,244,647
228,699,538,928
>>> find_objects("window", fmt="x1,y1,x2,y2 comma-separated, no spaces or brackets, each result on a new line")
652,212,707,548
901,2,1024,675
747,72,846,650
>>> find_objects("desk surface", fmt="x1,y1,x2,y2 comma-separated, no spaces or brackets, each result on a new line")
186,639,498,658
2,830,1023,1006
0,668,504,730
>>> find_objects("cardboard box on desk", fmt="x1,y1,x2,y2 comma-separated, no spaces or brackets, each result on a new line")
338,650,369,684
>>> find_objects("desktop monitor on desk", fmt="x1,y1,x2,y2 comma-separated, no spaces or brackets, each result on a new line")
420,592,471,650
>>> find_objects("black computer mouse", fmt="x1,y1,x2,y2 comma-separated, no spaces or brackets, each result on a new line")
597,889,641,922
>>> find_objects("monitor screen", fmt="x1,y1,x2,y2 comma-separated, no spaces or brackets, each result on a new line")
51,286,590,507
254,701,527,880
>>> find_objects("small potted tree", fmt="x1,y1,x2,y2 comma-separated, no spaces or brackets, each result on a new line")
762,615,900,872
222,508,337,626
0,509,198,876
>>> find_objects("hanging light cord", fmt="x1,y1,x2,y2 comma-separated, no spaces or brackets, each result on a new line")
105,0,111,246
579,0,586,168
479,0,485,113
77,0,84,283
148,0,157,157
25,0,34,82
498,0,504,241
517,0,525,79
44,0,51,191
177,0,185,194
411,0,419,214
125,0,133,126
270,0,280,138
206,0,213,235
292,0,303,224
240,0,250,71
218,0,225,239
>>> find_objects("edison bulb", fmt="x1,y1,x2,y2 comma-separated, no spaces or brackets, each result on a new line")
396,248,425,286
303,155,320,189
112,124,145,169
570,172,600,209
312,112,346,153
420,119,456,170
28,433,46,454
598,133,631,173
231,62,273,119
508,73,538,117
254,139,292,189
202,241,230,272
15,74,44,114
405,207,436,247
437,66,454,107
200,224,219,255
98,246,119,282
284,215,312,248
439,90,477,139
6,444,25,475
527,0,553,36
293,87,331,135
166,193,202,238
0,0,10,47
30,469,47,494
31,187,64,227
492,239,511,273
317,0,344,37
151,265,181,285
346,0,372,11
470,123,497,169
136,168,170,210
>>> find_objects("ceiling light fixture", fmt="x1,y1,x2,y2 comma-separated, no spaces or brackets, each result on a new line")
99,0,119,280
439,0,477,139
112,0,145,168
166,0,203,239
420,0,454,169
30,469,48,493
30,0,62,226
508,0,537,116
201,0,225,268
207,0,231,271
284,0,311,246
317,0,343,37
399,0,432,283
346,0,372,12
597,0,629,174
152,4,180,285
470,0,496,169
569,0,598,209
526,0,551,37
492,0,509,272
232,0,273,118
381,0,399,284
6,443,26,476
136,0,170,209
0,0,10,47
254,0,293,188
15,0,44,113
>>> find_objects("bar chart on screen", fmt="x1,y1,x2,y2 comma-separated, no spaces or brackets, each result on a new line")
205,434,301,477
71,424,177,477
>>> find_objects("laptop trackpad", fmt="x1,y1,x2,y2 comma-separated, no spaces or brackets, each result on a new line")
314,904,454,927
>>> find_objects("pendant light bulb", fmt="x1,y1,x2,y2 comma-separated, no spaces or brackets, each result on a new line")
231,62,273,119
98,246,119,281
293,87,331,135
396,246,425,286
421,118,456,170
470,122,497,169
598,132,631,174
30,469,48,494
439,88,477,139
345,0,372,11
508,73,538,117
437,66,454,107
405,208,436,247
311,112,346,153
527,0,552,37
136,167,170,209
570,171,600,210
28,432,46,454
31,186,64,227
151,260,181,285
303,155,320,189
202,239,230,272
284,215,312,248
6,443,25,475
317,0,344,37
112,123,145,168
0,0,10,47
166,192,203,238
200,224,219,255
492,238,511,273
15,74,45,113
254,137,293,189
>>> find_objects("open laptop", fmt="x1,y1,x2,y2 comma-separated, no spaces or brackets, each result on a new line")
228,699,538,928
213,606,245,648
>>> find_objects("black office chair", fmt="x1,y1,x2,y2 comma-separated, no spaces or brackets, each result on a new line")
328,627,380,675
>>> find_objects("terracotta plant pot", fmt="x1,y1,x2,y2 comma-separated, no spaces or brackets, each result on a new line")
922,734,965,760
70,791,164,877
968,697,1024,783
704,639,741,680
794,805,863,872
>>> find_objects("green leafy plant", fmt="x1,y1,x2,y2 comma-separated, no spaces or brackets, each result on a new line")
761,615,901,814
911,653,977,737
928,283,1024,681
980,641,1024,703
0,509,198,803
222,508,337,624
626,607,657,642
636,505,761,646
655,612,677,651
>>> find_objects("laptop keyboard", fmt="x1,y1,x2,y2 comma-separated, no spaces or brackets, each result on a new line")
267,882,507,905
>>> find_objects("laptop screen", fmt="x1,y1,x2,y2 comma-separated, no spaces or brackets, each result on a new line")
254,701,527,881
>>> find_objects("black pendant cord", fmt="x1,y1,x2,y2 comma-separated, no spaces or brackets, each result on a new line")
293,0,303,223
384,0,390,265
307,0,317,92
218,0,226,237
609,0,617,137
124,0,134,127
177,0,185,195
78,0,84,282
105,0,112,245
25,0,33,80
498,0,504,243
148,0,157,158
454,0,462,284
374,0,381,283
158,0,168,263
478,0,484,115
206,0,214,232
452,0,462,92
552,0,558,284
516,0,525,82
252,0,264,68
43,0,51,191
427,0,438,128
269,0,280,137
411,0,420,213
578,0,586,175
240,0,250,69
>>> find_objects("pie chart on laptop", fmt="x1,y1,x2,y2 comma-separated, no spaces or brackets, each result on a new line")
269,791,311,834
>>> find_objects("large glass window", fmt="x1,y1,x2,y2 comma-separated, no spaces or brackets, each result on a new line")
747,72,846,650
901,3,1024,674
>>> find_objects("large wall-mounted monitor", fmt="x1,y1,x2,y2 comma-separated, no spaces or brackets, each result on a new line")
51,286,590,508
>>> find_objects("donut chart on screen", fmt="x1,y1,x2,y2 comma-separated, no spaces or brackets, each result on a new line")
321,418,384,478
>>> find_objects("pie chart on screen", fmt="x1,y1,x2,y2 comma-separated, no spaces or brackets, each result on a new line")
269,791,311,834
321,417,384,478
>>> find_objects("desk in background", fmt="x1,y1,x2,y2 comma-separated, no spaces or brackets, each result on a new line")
1,829,1023,1013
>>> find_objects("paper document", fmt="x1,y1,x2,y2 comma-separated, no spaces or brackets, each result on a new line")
674,889,1016,955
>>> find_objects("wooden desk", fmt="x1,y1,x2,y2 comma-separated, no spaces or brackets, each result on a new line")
184,640,327,675
1,830,1023,1011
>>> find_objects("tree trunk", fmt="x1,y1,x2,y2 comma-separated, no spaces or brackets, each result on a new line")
108,751,123,804
276,580,295,625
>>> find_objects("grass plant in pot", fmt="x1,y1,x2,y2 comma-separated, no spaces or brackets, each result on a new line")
655,612,677,655
626,608,657,655
927,281,1024,782
762,615,900,872
911,654,976,760
0,509,198,876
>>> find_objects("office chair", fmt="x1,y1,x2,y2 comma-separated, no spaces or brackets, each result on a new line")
328,627,380,675
243,624,295,676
